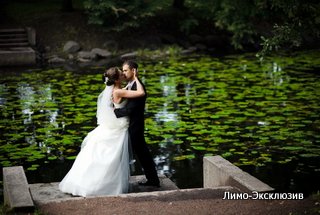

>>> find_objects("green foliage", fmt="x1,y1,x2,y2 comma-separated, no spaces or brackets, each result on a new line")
257,24,301,59
255,1,320,57
186,0,259,48
179,17,199,34
84,0,319,53
83,0,171,31
186,0,320,53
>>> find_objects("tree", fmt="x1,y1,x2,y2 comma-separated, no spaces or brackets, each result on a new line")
256,0,320,57
82,0,320,54
83,0,170,31
185,0,320,54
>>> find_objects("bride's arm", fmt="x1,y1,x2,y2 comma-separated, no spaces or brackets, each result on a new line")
115,77,145,98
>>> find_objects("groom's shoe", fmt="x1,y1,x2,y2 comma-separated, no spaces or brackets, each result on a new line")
138,181,160,188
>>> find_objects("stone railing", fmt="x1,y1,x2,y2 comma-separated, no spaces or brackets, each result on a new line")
203,155,274,193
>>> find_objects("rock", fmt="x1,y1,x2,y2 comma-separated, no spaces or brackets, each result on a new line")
91,48,112,58
63,41,81,53
78,57,91,63
103,40,119,50
68,54,74,60
120,52,138,60
181,47,197,55
48,56,66,64
77,51,97,61
195,43,207,51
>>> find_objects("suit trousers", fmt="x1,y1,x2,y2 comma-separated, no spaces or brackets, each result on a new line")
129,130,159,184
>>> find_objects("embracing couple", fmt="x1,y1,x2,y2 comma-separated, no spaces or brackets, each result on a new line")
59,60,160,197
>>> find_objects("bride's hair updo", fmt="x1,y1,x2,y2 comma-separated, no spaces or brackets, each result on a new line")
103,67,121,86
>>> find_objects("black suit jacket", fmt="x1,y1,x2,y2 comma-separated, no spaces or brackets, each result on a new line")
114,79,146,141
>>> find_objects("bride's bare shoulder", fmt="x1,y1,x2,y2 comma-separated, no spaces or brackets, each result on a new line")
112,88,122,104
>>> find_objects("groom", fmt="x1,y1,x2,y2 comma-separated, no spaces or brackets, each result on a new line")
114,60,160,187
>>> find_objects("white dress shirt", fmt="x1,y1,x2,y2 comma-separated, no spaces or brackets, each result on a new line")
127,80,136,90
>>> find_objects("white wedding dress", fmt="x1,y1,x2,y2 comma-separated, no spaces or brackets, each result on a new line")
59,85,130,197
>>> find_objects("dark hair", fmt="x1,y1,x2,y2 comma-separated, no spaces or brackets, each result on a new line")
103,67,121,86
123,60,138,70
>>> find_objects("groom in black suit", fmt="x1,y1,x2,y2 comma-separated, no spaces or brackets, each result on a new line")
114,60,160,187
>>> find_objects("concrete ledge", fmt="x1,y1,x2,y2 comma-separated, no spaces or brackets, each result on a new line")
3,166,34,211
0,47,36,66
203,155,274,192
29,174,179,204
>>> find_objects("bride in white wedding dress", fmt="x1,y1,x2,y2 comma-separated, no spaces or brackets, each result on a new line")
59,67,145,197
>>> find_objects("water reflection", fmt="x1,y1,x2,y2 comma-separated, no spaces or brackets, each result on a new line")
263,62,289,86
155,75,179,122
1,51,320,195
155,109,178,122
0,84,7,106
17,84,36,119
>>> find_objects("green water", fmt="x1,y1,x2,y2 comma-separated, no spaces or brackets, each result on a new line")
1,50,320,195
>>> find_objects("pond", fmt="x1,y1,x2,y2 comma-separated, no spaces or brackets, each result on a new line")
0,49,320,196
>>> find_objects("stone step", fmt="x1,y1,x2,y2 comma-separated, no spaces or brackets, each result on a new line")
0,29,28,45
0,28,26,33
0,42,29,48
0,38,28,43
0,33,27,39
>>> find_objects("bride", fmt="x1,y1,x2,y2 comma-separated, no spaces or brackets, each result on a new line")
59,67,145,197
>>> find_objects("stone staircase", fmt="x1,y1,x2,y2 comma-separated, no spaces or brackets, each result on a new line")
0,27,36,66
0,28,30,49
